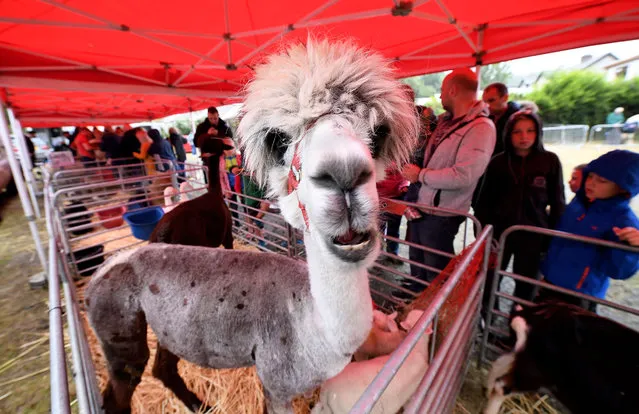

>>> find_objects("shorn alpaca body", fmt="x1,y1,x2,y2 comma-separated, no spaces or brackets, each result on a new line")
485,302,639,414
149,136,234,248
87,38,418,414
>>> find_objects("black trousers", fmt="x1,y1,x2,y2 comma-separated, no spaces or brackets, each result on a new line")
482,232,544,316
407,213,465,288
537,285,598,313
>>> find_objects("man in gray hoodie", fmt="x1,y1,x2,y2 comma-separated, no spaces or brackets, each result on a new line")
401,68,495,293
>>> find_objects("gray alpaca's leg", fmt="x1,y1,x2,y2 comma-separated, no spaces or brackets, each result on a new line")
257,356,295,414
263,390,294,414
151,344,211,412
101,321,150,413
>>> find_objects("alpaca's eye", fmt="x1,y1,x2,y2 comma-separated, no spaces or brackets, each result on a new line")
371,124,390,159
264,129,290,165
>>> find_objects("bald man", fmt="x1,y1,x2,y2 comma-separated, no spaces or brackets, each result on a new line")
399,68,495,294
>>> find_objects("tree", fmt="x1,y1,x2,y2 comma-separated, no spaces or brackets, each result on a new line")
174,120,192,135
608,77,639,120
480,63,512,88
423,96,444,115
403,72,445,98
526,71,613,126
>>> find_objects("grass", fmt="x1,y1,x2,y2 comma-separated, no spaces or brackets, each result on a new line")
0,196,56,413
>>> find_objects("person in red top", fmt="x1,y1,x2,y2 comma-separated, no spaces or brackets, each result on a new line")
71,128,96,163
377,166,410,265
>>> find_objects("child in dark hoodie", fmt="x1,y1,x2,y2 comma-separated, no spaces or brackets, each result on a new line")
475,110,566,311
539,150,639,312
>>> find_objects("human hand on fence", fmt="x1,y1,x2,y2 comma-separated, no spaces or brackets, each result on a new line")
613,227,639,246
402,164,421,183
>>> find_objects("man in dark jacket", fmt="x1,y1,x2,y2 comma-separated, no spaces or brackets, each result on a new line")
168,127,187,177
194,106,233,149
168,127,187,163
482,83,520,156
475,110,565,314
100,126,121,163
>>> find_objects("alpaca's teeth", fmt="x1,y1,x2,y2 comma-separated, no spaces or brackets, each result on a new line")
334,239,371,251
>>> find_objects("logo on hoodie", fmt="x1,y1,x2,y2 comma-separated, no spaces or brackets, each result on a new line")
532,176,547,189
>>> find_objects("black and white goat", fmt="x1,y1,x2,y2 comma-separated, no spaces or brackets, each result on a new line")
485,302,639,414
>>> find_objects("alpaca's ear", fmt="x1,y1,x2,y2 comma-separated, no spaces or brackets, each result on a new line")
263,129,289,165
377,105,419,169
239,127,290,187
371,124,390,159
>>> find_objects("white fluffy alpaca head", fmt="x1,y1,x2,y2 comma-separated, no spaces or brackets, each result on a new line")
238,38,419,262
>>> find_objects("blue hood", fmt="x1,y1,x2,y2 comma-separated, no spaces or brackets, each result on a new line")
583,150,639,197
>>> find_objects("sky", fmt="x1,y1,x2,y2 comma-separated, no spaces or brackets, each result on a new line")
506,39,639,75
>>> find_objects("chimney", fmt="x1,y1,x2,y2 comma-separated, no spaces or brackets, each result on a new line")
581,54,593,64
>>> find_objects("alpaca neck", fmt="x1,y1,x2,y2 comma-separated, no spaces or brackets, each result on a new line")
206,156,223,198
303,231,373,353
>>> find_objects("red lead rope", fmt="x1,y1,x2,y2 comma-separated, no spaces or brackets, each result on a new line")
287,141,310,229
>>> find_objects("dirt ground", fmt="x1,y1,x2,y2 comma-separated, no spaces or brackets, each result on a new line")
0,195,58,413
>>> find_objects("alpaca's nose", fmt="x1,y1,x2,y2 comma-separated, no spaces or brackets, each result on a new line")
311,158,373,192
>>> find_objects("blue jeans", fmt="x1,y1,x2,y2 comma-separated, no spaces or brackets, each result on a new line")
407,213,464,289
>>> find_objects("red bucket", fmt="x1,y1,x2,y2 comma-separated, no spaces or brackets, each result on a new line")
97,206,125,229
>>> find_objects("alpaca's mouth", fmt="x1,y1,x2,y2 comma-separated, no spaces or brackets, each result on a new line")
332,229,372,249
326,228,376,262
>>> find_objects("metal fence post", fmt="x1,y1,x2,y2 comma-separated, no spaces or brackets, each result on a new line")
7,108,41,218
0,104,47,272
287,223,297,258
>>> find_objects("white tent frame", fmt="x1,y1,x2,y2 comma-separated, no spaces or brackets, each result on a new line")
0,105,47,271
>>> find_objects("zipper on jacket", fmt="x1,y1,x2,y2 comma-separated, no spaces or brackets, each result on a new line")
576,266,591,290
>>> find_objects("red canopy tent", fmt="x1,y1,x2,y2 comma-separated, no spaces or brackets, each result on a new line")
1,3,638,411
1,0,638,126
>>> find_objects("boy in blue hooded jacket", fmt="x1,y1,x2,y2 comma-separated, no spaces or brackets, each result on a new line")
540,150,639,312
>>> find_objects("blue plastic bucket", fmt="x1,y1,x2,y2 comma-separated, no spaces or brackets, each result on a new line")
123,206,164,241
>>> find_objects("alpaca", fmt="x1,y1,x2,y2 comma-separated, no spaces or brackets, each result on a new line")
354,310,407,361
163,186,179,213
312,310,431,414
178,181,195,201
149,136,234,248
86,38,418,414
484,302,639,414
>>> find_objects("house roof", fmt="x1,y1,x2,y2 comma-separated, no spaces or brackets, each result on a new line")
573,52,619,70
604,55,639,69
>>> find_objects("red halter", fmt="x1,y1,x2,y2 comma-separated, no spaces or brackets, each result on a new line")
287,141,310,229
286,115,331,230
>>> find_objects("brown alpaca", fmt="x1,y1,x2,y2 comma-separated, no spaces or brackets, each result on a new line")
149,136,234,249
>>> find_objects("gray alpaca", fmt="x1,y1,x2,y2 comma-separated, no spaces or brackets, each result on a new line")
86,38,418,414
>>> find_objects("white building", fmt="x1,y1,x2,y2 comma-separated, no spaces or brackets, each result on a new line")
573,53,619,72
605,55,639,81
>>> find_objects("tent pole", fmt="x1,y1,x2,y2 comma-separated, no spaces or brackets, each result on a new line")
187,100,197,136
7,108,41,218
475,25,485,94
0,105,47,273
